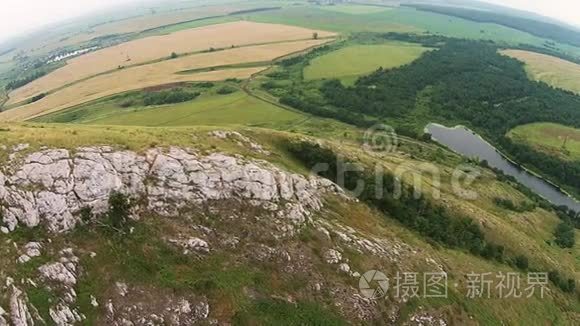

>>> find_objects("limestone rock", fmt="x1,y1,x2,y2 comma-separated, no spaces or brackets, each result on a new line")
324,249,342,264
38,250,78,286
9,286,34,326
0,146,341,234
170,237,210,254
49,303,84,326
338,263,351,274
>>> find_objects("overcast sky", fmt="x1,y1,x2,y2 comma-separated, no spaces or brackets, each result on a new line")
0,0,579,44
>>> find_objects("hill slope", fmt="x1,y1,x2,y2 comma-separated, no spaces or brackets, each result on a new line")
0,124,577,324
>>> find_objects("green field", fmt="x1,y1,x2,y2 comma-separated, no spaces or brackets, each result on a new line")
139,16,240,37
508,122,580,161
319,4,392,15
36,89,304,128
303,43,429,85
247,6,580,57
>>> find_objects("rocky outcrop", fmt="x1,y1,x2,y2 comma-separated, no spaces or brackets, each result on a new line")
17,242,42,264
105,284,212,325
38,249,85,325
38,249,79,286
0,145,341,233
9,286,35,326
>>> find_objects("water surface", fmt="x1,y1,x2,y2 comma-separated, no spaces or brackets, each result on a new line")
426,123,580,212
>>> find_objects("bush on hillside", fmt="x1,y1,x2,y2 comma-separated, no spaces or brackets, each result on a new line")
216,86,237,95
143,89,199,106
554,222,575,248
106,192,132,231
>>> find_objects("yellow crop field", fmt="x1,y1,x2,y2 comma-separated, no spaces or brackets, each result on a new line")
0,68,266,122
501,49,580,94
7,21,335,105
0,39,330,121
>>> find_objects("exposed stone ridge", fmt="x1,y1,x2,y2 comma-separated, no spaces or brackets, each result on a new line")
0,146,341,233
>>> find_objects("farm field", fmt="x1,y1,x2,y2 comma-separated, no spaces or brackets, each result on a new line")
43,6,238,51
501,49,580,94
0,38,331,121
303,43,430,85
247,5,580,57
0,67,265,122
508,122,580,161
2,1,288,60
6,21,335,105
75,91,303,127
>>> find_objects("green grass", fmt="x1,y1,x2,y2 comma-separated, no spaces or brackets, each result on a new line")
84,91,303,127
247,6,421,34
508,122,580,161
303,43,430,85
320,4,392,15
33,83,305,128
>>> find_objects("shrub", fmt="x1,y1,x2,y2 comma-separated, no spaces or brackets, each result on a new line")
79,206,93,224
216,86,237,95
265,71,289,79
197,82,214,88
514,255,529,270
119,100,134,108
261,81,281,90
493,197,536,212
143,89,199,106
548,270,577,293
106,192,132,231
554,222,575,248
29,93,46,103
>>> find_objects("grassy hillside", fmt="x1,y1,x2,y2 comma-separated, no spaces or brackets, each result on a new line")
1,123,578,324
508,123,580,161
303,42,430,85
34,85,303,128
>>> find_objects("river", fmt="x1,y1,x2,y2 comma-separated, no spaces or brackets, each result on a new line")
425,123,580,212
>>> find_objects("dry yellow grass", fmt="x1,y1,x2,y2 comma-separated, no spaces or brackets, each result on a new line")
0,39,330,121
8,21,335,105
502,49,580,94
